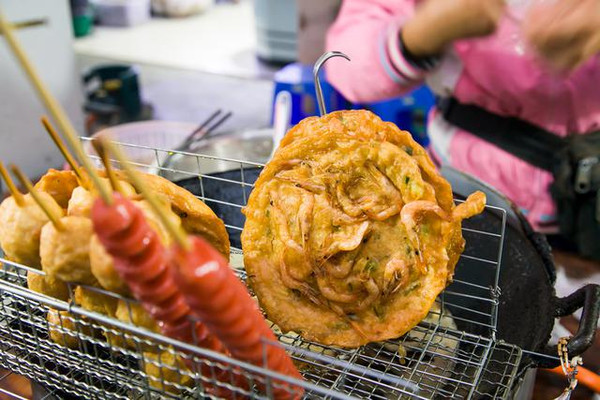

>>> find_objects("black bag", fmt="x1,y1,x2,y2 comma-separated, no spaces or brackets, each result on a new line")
437,97,600,260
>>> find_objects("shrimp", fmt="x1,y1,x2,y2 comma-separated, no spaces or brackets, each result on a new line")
453,191,486,221
316,275,358,303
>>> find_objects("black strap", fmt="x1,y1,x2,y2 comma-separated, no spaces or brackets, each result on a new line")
437,97,566,172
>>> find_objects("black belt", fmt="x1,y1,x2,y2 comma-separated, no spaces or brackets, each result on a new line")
436,97,566,172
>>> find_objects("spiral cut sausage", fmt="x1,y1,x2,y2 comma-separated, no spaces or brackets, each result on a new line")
91,194,246,397
171,236,304,400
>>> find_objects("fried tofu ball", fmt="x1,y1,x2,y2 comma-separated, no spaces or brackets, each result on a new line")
89,199,181,294
40,216,95,285
0,193,64,268
27,271,70,301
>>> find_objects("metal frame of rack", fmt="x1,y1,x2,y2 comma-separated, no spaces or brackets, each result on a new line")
0,138,521,399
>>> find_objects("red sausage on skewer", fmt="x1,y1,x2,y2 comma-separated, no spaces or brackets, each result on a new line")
91,194,247,397
170,236,305,400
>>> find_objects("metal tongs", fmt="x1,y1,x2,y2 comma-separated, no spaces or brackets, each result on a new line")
160,109,232,172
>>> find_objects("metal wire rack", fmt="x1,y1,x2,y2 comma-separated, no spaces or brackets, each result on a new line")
0,138,522,399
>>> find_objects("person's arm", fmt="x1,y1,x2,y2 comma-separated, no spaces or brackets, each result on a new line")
326,0,505,103
325,0,424,103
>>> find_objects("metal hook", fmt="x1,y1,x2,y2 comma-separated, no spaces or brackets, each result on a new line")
313,51,350,116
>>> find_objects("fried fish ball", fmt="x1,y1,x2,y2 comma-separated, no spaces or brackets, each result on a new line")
34,169,78,209
0,193,64,268
143,350,193,394
67,179,136,218
47,308,90,349
89,234,130,295
90,199,181,294
242,110,486,347
27,271,70,301
40,216,96,284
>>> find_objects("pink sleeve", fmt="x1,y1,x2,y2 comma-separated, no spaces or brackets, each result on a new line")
325,0,426,103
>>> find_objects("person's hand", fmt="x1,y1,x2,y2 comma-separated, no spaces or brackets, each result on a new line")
402,0,506,57
524,0,600,71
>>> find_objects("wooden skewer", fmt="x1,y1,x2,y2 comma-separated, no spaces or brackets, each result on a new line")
10,165,65,230
0,9,111,205
40,116,83,181
91,138,124,195
0,160,25,207
101,138,190,250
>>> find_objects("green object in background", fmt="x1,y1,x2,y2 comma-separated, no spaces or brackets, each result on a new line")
72,14,92,37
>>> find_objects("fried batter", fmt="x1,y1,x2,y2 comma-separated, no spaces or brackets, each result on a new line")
74,286,118,316
47,308,90,349
27,271,70,301
243,110,485,347
143,350,193,394
40,216,96,285
34,169,79,209
0,193,64,267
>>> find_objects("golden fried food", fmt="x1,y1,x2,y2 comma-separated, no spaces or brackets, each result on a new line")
74,286,118,316
112,170,230,258
47,308,89,349
0,193,64,267
115,301,159,332
143,350,193,394
89,234,130,295
89,199,181,294
34,169,78,209
67,180,136,217
40,216,96,285
242,110,485,347
106,301,160,350
27,271,70,301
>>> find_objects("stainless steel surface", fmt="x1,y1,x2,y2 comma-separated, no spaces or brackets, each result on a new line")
0,138,521,399
313,51,350,116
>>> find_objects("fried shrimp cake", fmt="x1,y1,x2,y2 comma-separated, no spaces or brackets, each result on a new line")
243,110,485,347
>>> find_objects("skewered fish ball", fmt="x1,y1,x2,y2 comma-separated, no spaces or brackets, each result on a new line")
0,193,64,268
27,271,70,301
40,216,96,285
67,178,136,217
90,234,130,295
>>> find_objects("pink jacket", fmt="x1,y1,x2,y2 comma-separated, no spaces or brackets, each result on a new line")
326,0,600,231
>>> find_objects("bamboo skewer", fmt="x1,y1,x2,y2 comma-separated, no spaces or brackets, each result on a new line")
100,139,190,250
0,160,25,207
40,116,82,180
10,165,65,231
91,139,124,195
0,9,111,204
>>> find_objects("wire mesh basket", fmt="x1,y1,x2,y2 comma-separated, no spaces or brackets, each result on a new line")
0,138,522,399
